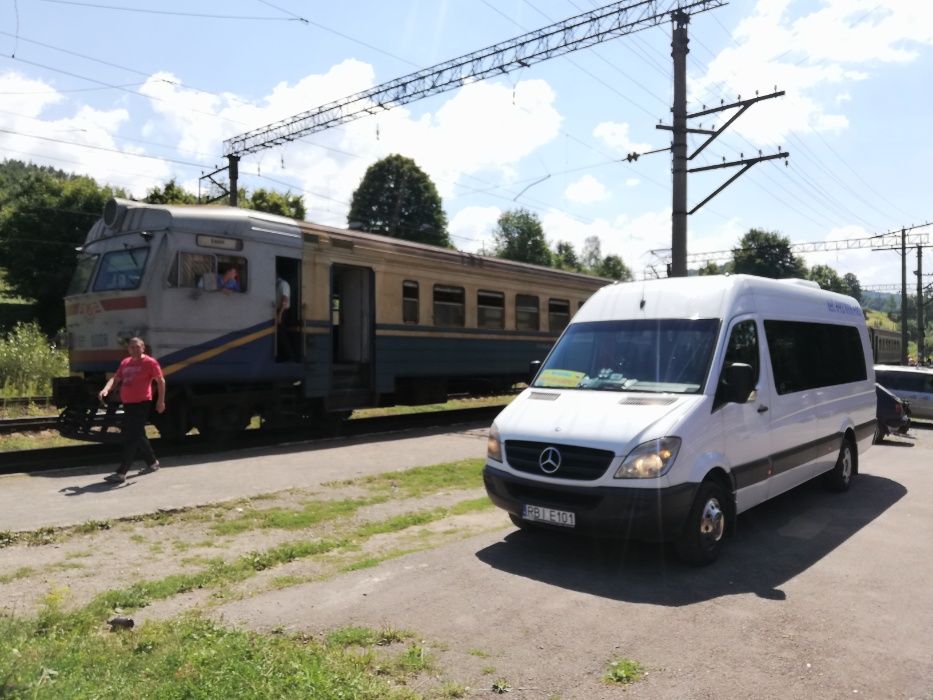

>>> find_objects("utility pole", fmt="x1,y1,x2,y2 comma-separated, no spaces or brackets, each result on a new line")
670,11,689,277
901,228,908,364
228,155,239,207
918,244,925,364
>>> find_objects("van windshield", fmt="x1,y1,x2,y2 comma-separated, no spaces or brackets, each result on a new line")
533,318,719,394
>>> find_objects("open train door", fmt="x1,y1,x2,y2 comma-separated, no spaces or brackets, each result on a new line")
275,257,301,363
330,264,374,396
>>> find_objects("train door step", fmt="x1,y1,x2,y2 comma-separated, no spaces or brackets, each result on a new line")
332,362,371,390
325,389,375,411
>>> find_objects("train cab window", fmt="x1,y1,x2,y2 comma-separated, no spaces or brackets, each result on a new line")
67,253,99,295
93,248,149,291
434,285,465,327
548,298,570,333
516,294,540,331
477,290,504,329
403,281,419,324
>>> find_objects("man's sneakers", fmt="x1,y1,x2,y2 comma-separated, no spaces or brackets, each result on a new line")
138,461,160,475
104,472,126,484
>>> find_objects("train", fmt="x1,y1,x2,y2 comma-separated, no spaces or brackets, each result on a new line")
868,326,901,365
52,198,609,441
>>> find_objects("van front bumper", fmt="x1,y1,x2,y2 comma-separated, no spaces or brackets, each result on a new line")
483,464,698,542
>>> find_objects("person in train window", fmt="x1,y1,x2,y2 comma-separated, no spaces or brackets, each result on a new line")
217,266,240,294
98,337,166,484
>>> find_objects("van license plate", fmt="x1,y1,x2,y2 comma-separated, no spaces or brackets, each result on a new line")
523,504,575,528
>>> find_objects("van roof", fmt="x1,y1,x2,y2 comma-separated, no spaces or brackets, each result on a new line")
574,274,863,324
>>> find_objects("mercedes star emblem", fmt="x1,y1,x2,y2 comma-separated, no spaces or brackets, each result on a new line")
538,446,562,474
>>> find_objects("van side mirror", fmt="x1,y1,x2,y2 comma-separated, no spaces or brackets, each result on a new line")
720,362,755,405
529,360,542,384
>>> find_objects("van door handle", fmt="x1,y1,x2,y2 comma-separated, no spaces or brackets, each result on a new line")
757,405,769,413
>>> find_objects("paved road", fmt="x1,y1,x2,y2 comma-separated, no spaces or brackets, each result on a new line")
218,423,933,700
0,424,489,532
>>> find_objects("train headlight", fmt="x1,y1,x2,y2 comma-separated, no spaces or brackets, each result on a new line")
614,437,681,479
486,423,503,463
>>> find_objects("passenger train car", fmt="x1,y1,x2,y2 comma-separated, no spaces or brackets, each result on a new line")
867,326,901,365
53,198,608,440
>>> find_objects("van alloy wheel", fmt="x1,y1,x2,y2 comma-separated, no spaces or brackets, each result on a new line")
675,481,730,565
699,497,725,544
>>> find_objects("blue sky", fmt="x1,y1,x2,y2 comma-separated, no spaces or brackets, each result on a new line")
1,0,931,287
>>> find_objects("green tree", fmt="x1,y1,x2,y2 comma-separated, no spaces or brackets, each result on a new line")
732,229,807,279
596,255,633,281
347,154,449,246
552,241,581,271
581,236,602,271
841,272,863,302
144,179,197,205
0,170,119,332
243,188,306,220
697,260,722,276
492,209,552,266
807,264,846,294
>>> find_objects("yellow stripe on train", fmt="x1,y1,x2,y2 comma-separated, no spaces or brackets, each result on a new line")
161,326,275,377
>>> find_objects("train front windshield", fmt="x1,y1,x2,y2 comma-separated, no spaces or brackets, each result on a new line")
92,247,149,292
533,318,719,394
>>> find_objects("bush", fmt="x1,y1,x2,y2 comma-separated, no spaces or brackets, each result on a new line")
0,322,69,397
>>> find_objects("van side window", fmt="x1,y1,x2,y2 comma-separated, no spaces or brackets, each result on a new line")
403,281,419,324
433,285,464,327
516,294,540,331
723,320,760,384
765,321,866,395
477,290,504,329
548,298,570,333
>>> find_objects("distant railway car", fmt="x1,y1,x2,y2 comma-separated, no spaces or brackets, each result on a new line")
53,198,608,440
868,326,901,365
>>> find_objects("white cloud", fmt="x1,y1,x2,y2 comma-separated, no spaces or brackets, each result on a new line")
693,0,933,144
449,205,502,254
625,178,640,187
564,174,609,204
593,121,654,155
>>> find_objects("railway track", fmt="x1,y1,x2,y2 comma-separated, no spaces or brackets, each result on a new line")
0,405,501,475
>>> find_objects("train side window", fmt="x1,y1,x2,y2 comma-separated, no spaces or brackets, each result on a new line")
434,285,464,327
168,252,214,288
477,290,504,329
403,280,419,324
217,256,248,293
548,298,570,332
516,294,540,331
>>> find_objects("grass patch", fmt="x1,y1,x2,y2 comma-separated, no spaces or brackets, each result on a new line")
73,520,111,534
0,566,34,584
350,394,511,419
362,459,484,499
0,606,422,699
604,657,645,685
210,497,370,536
324,625,413,648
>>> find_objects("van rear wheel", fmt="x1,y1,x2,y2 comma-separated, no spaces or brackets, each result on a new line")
675,481,729,566
824,439,855,492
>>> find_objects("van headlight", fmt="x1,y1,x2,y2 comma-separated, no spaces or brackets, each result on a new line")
486,423,503,463
614,437,681,479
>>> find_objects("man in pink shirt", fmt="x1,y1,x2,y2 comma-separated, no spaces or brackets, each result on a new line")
98,337,166,484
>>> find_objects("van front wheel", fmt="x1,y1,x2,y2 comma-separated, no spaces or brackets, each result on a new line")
675,481,729,566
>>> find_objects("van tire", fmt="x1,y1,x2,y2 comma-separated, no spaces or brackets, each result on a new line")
508,513,530,530
675,481,729,566
824,438,855,492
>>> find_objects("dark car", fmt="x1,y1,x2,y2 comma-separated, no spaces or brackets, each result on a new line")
875,383,910,443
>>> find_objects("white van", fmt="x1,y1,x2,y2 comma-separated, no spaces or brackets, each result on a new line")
483,275,876,564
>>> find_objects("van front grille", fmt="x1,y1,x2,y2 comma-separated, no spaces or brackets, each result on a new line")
505,440,614,481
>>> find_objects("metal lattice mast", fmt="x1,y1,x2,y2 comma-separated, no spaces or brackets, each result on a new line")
222,0,724,159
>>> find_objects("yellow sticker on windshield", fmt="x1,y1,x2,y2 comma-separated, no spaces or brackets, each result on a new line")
537,369,585,388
